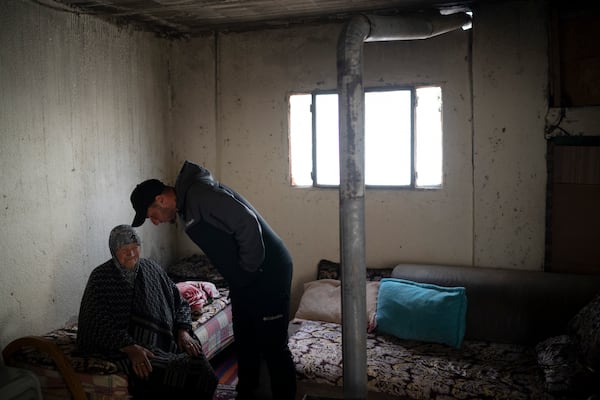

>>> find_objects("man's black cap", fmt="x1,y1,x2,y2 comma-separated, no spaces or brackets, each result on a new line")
130,179,166,227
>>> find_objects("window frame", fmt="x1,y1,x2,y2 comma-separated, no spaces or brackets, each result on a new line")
293,84,441,190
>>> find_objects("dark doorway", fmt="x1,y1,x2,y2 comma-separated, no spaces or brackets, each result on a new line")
545,136,600,274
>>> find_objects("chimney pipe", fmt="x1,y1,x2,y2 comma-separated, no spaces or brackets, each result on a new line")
336,11,471,400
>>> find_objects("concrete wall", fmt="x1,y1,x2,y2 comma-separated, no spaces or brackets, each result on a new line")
472,0,548,269
168,1,550,312
166,37,219,254
3,0,594,350
0,1,175,349
205,24,473,306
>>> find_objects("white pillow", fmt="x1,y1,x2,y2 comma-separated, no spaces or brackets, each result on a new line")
293,279,380,331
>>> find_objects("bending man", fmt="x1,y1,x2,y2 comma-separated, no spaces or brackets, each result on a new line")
130,160,296,400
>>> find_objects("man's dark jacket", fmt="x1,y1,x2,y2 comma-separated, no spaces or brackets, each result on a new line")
174,161,292,304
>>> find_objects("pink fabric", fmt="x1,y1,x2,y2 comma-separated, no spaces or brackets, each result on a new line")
176,281,220,312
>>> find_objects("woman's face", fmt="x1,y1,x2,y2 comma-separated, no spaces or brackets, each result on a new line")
116,243,141,269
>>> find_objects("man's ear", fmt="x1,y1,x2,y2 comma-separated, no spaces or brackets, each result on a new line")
155,191,174,207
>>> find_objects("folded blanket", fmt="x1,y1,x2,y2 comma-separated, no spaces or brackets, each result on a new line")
176,281,220,320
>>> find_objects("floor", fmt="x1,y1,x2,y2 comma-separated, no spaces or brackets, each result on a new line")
211,346,239,386
210,346,274,400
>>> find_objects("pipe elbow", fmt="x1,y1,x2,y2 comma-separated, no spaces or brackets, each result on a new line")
364,12,471,42
338,15,371,49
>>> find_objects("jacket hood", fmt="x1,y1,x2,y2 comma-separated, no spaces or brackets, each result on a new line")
175,161,216,211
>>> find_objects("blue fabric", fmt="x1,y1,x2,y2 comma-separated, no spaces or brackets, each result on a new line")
376,278,467,348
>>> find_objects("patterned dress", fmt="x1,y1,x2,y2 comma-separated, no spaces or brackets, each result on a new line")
77,256,218,399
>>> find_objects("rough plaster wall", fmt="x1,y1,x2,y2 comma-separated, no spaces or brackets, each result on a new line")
0,1,174,349
168,25,341,310
164,37,219,255
472,0,548,269
209,24,472,311
363,32,473,267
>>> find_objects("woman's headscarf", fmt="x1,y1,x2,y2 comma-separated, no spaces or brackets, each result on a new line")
109,224,141,268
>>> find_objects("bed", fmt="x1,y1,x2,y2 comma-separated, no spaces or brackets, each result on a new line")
165,253,234,360
2,254,234,400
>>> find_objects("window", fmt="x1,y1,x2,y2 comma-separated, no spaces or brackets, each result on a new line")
289,86,443,188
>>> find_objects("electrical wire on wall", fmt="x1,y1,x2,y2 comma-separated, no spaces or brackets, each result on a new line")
544,107,574,139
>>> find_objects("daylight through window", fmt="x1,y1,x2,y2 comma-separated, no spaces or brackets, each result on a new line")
289,87,443,188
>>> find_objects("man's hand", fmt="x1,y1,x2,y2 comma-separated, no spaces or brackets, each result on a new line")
121,344,155,378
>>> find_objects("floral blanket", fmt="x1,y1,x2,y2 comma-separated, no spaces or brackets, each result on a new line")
289,320,548,400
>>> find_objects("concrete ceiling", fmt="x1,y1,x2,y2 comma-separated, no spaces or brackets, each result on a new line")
47,0,478,37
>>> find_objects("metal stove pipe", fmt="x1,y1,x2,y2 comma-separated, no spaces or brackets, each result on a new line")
336,12,471,400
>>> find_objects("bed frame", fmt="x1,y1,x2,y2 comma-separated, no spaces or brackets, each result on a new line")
3,335,87,400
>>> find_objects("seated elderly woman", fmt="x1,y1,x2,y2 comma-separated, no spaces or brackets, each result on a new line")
76,224,218,399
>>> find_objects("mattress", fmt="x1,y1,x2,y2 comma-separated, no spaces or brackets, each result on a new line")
289,320,545,400
193,288,234,359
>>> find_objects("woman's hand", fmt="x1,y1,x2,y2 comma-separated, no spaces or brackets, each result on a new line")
121,344,155,378
177,329,202,357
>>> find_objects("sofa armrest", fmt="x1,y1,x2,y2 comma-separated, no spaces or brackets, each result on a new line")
2,336,87,400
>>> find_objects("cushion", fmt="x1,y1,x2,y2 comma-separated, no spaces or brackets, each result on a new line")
535,335,579,394
568,292,600,371
316,259,393,282
375,278,467,348
293,279,380,332
536,334,598,397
